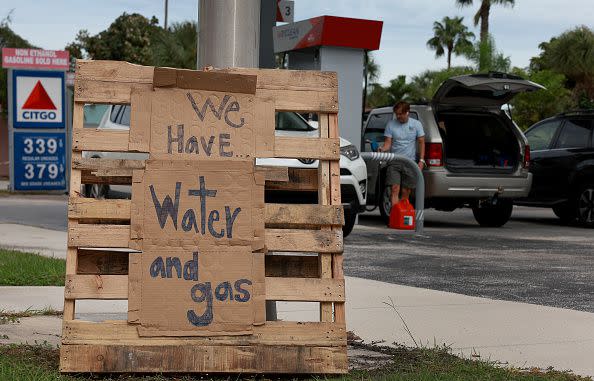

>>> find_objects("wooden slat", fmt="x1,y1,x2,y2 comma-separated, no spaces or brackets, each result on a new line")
76,60,154,83
214,67,337,91
265,228,342,253
77,251,320,277
77,250,129,275
64,275,128,299
64,275,343,302
265,168,318,192
265,204,343,228
68,225,342,252
62,320,345,347
213,67,339,113
75,61,338,112
60,343,347,373
64,102,86,321
72,130,131,152
81,172,132,185
273,137,340,160
77,61,336,95
265,255,318,278
73,158,146,172
68,224,130,248
69,199,131,220
318,113,334,322
266,278,344,302
328,113,346,324
256,166,289,182
74,79,152,104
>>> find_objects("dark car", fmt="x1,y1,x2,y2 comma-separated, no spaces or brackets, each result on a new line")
516,110,594,227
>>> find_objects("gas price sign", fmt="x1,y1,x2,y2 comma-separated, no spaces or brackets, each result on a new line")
13,132,67,191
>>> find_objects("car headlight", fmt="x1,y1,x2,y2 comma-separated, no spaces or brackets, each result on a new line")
340,144,360,161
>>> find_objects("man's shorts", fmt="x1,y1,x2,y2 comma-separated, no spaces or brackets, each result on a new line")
386,162,418,189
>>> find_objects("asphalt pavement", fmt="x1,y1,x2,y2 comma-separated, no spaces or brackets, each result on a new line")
349,207,594,313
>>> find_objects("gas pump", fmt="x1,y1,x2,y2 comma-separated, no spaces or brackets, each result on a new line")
273,16,382,150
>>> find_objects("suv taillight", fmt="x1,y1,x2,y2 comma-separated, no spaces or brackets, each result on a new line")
523,145,530,169
425,143,443,167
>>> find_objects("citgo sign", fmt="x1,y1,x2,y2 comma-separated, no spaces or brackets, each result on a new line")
12,70,65,129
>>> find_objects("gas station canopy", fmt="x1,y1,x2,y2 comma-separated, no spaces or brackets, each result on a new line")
273,16,383,53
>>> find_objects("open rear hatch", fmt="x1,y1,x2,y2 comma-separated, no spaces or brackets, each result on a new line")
432,73,544,174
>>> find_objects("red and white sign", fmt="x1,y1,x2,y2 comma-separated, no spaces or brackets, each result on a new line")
273,16,383,53
15,74,64,126
2,48,69,70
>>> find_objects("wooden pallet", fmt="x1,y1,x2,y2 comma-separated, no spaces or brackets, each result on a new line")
61,60,346,374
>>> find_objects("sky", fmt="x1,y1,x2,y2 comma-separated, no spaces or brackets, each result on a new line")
3,0,592,85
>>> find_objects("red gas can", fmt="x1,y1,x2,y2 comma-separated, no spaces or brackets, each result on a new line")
389,199,416,230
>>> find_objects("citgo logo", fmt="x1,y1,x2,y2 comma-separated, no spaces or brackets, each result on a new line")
14,70,64,128
22,81,57,121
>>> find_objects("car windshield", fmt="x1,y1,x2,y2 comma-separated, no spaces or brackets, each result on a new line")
275,112,316,131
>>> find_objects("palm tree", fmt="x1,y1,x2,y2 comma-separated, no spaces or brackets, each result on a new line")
152,21,197,69
456,0,515,45
427,16,475,69
363,52,380,109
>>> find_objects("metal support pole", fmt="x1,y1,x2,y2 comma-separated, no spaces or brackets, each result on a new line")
197,0,277,320
198,0,260,69
360,152,425,235
164,0,169,30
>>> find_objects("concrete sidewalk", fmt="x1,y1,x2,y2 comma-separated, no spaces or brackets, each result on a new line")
0,223,66,258
1,279,593,377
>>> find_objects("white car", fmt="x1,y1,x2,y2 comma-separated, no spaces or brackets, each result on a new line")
84,106,367,236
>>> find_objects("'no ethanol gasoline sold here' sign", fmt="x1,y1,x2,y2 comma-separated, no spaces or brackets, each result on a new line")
2,48,70,70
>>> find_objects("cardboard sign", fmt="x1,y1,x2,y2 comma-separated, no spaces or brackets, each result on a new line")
129,69,275,158
137,245,264,336
127,68,270,336
130,160,265,251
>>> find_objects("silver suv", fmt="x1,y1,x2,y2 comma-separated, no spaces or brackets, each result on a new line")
362,73,543,227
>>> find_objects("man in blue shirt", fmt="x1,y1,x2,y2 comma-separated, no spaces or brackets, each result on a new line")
378,101,425,208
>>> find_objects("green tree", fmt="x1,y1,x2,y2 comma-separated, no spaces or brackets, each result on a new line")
510,69,572,130
385,75,413,104
0,11,37,113
408,66,475,102
363,52,380,109
455,0,515,70
427,16,475,69
531,26,594,108
366,83,390,109
364,76,413,110
464,34,511,72
152,21,197,69
66,13,161,66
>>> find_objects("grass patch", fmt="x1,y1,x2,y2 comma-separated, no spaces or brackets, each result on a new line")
0,344,590,381
1,307,62,325
0,249,65,286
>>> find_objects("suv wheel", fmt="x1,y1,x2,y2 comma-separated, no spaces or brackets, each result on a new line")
379,186,392,225
85,184,109,199
552,203,576,223
472,200,513,227
575,184,594,227
343,210,357,237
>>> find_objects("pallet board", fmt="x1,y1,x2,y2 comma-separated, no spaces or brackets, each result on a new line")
61,60,346,374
